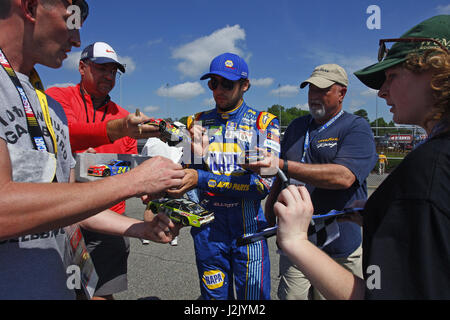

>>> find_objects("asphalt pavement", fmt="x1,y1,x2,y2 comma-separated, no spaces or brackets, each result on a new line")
115,197,281,300
115,173,387,300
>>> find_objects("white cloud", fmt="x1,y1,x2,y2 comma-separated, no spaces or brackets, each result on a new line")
360,88,378,97
348,99,367,112
270,84,300,98
147,38,163,47
172,25,248,78
124,105,160,116
143,106,161,113
202,97,215,108
156,82,205,100
304,49,374,75
119,56,136,74
436,4,450,14
63,51,136,74
63,51,81,70
251,77,275,87
293,103,309,111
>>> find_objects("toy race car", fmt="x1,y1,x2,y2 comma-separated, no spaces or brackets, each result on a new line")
141,118,185,146
147,198,215,228
87,160,131,177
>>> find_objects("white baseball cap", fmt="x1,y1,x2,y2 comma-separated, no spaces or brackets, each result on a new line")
80,42,126,73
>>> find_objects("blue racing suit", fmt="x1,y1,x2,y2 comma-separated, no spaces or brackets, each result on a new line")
187,100,280,300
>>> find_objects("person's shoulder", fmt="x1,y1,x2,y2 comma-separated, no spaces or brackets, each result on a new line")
45,84,77,96
342,111,369,124
287,114,311,129
432,130,450,143
186,109,214,129
244,104,276,119
339,112,372,132
412,132,450,162
393,134,449,186
281,116,311,141
199,108,215,118
194,109,216,121
397,135,450,214
45,85,79,107
45,94,68,123
254,110,278,130
243,103,262,114
109,99,130,115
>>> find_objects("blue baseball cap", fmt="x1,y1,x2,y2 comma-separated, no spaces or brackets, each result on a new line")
200,53,249,81
80,42,126,73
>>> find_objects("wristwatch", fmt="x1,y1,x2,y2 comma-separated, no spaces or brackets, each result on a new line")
283,158,288,173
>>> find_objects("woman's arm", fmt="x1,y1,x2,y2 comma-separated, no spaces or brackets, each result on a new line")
274,185,366,300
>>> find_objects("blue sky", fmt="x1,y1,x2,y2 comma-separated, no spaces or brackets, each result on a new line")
37,0,450,123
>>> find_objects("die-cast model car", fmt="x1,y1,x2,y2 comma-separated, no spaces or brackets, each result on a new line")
141,118,185,146
147,198,215,228
87,160,131,177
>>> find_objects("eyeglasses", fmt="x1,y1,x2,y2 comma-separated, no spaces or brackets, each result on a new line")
85,61,119,77
208,78,241,91
378,37,449,62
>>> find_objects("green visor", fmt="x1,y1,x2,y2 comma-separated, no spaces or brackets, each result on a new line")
354,15,450,90
354,55,407,90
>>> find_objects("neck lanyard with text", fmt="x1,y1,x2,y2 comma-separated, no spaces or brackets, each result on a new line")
0,48,58,157
79,84,110,123
301,110,344,163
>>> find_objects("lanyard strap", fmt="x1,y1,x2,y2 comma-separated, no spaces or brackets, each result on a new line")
79,84,110,123
301,110,344,163
0,48,57,157
30,70,58,157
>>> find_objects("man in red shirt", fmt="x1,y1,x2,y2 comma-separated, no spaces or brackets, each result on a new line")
47,42,155,300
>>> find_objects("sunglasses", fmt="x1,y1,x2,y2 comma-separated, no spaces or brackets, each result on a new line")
208,78,241,91
86,61,119,76
378,37,448,62
69,0,89,22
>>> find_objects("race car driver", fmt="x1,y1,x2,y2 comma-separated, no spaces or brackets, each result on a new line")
167,53,280,300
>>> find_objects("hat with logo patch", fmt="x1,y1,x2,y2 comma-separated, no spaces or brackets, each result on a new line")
354,15,450,90
80,42,126,73
300,64,348,89
200,53,249,81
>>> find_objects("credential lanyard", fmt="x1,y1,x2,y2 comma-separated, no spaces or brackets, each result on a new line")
0,48,58,157
79,84,110,123
301,110,344,163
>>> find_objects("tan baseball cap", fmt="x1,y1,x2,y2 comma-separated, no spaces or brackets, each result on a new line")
300,64,348,89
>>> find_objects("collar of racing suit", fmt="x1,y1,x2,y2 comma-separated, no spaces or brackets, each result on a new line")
215,99,245,121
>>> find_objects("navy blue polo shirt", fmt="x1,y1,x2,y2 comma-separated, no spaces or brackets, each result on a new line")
282,112,377,257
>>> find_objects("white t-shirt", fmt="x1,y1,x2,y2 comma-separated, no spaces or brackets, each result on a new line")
0,68,76,299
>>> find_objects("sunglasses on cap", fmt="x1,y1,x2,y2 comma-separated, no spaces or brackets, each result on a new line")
208,78,244,91
378,37,448,62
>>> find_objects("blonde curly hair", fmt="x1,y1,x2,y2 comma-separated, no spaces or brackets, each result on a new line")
404,48,450,130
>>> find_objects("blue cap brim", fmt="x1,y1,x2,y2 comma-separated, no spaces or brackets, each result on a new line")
200,71,242,81
90,57,126,73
